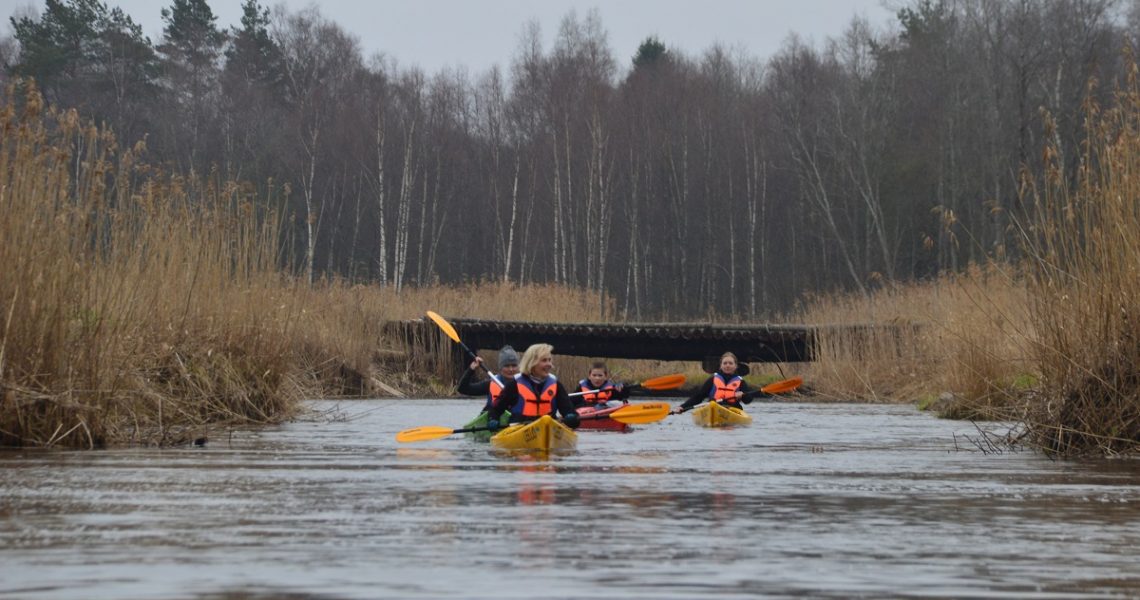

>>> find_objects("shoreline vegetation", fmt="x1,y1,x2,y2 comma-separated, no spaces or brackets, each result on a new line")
2,67,1139,456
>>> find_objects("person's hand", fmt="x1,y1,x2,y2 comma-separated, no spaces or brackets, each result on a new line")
734,391,744,400
671,406,684,414
486,418,500,430
562,411,581,429
615,383,624,391
469,357,484,371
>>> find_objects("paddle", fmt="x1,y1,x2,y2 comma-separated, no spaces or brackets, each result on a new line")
425,310,502,384
395,402,671,443
674,376,804,414
568,373,686,397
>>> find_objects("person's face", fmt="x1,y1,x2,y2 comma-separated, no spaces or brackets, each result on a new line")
500,364,519,378
531,354,554,378
587,368,608,387
720,356,737,374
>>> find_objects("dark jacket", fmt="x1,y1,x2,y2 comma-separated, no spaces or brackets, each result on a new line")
677,371,754,412
457,368,504,411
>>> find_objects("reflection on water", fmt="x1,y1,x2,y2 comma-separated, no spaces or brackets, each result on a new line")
3,399,1140,599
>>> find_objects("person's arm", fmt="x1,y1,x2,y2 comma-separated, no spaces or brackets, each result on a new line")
737,378,754,403
487,380,519,422
457,366,491,396
554,382,577,417
676,377,714,412
612,382,631,402
554,382,580,428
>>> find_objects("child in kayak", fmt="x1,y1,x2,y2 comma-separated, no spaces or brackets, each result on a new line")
574,361,631,409
486,343,580,429
671,352,755,414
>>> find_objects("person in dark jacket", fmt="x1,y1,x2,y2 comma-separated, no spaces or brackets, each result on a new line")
486,343,579,429
457,345,520,411
672,352,754,414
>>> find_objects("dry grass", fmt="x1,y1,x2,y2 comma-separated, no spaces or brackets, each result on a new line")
0,82,613,448
794,265,1036,416
0,83,307,447
1015,55,1140,455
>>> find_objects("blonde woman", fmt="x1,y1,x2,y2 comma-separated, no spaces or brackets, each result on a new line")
671,352,755,414
486,343,580,429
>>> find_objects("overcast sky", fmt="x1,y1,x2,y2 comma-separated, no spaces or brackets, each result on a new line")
1,0,900,75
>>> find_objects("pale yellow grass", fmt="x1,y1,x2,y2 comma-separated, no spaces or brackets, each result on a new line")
795,265,1035,412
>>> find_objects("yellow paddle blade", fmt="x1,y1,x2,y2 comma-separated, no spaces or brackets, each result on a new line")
638,373,686,391
609,402,670,424
395,425,456,443
761,376,803,395
425,310,461,344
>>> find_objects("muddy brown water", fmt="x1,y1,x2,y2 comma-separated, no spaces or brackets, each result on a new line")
2,399,1140,599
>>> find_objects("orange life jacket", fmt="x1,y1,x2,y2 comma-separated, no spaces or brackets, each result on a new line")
483,375,505,411
709,373,743,403
513,374,558,417
577,379,615,405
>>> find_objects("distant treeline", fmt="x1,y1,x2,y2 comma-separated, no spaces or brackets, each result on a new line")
2,0,1135,319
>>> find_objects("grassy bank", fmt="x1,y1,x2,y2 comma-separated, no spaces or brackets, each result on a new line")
796,58,1140,456
0,84,611,448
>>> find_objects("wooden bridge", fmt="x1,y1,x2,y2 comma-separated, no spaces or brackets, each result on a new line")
384,316,914,373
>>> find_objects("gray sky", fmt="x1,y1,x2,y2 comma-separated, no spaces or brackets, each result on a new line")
2,0,899,75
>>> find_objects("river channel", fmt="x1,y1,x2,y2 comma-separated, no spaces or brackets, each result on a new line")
2,399,1139,599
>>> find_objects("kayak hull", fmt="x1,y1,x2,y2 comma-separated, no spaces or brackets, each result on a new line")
574,404,631,431
490,414,578,452
691,402,753,427
461,410,511,442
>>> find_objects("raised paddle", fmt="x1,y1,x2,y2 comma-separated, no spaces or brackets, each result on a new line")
568,373,686,397
395,402,671,443
674,376,804,414
425,310,503,383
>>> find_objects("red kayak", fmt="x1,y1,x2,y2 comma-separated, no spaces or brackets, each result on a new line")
574,404,632,431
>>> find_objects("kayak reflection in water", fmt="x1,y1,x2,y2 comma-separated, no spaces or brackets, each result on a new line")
671,351,755,414
486,343,580,429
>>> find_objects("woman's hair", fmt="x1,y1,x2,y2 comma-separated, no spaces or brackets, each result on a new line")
720,352,738,363
519,343,554,376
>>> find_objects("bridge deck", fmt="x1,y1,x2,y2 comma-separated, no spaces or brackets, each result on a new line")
386,317,835,368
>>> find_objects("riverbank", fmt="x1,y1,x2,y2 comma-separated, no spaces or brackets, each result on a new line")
4,71,1140,456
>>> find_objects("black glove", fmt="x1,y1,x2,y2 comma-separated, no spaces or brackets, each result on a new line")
486,418,500,430
562,411,580,429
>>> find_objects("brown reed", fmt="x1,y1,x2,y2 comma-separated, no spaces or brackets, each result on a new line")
1016,51,1140,455
0,82,614,447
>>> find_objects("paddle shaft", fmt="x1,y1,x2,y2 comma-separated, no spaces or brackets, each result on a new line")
674,376,802,413
464,409,623,433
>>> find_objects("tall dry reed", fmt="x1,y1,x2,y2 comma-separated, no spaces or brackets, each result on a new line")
0,82,615,447
0,83,306,447
796,264,1035,412
1017,55,1140,455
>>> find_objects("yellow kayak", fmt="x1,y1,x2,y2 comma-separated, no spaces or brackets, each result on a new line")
490,414,578,452
691,402,753,427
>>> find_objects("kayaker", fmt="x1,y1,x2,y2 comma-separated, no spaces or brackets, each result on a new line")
486,343,580,429
574,361,630,408
457,345,520,411
671,351,755,414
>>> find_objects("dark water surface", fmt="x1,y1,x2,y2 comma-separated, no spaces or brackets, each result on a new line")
2,399,1140,599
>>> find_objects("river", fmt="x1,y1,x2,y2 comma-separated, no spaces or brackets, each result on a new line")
2,399,1139,599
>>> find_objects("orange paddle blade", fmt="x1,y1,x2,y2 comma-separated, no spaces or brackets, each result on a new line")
637,373,686,391
760,376,803,395
396,425,456,443
425,310,461,344
609,402,670,424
